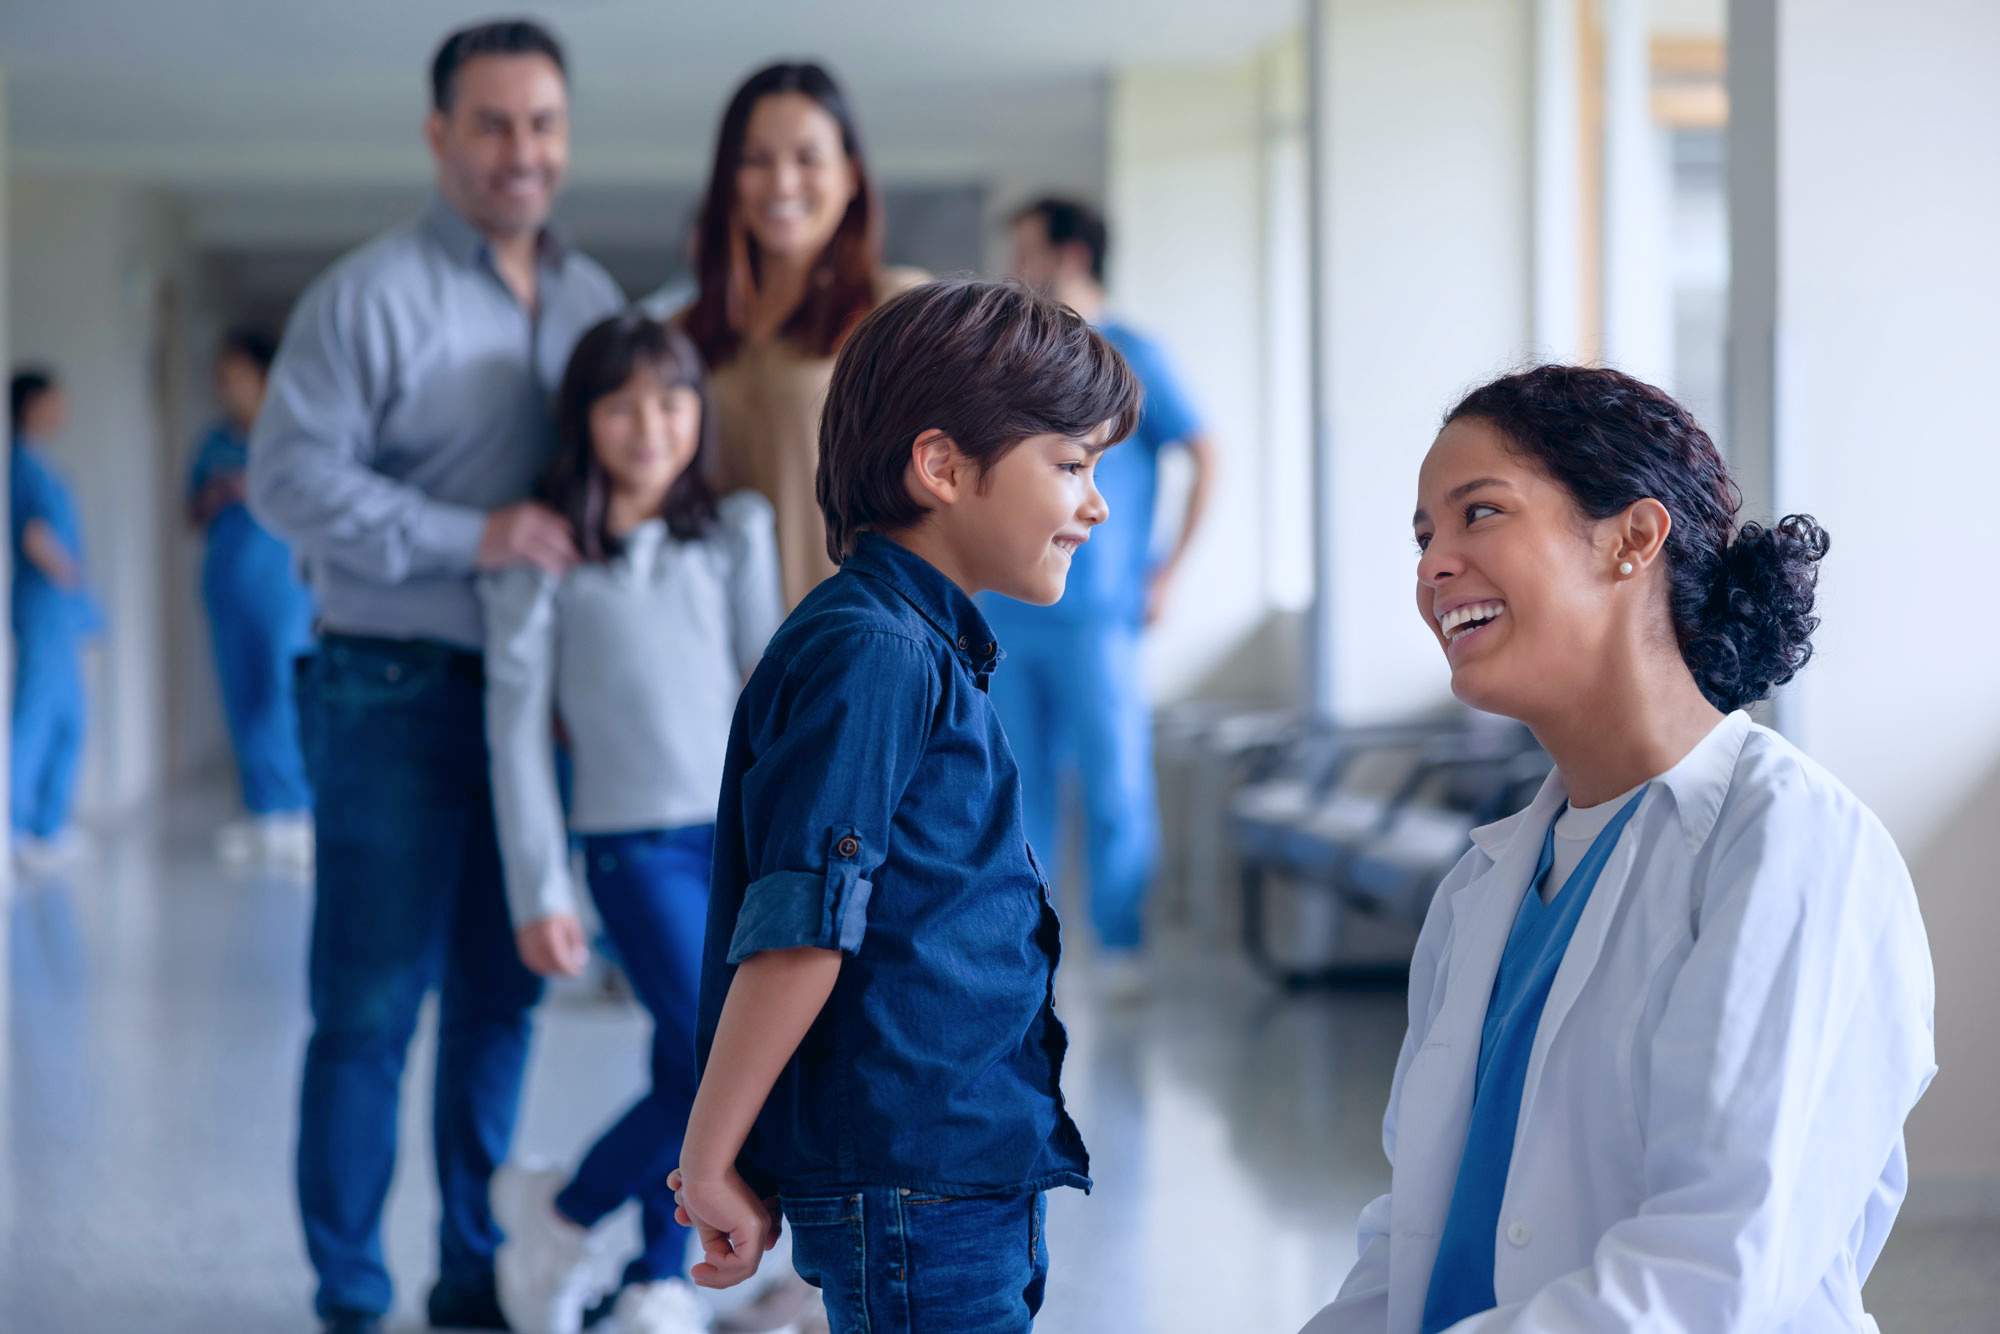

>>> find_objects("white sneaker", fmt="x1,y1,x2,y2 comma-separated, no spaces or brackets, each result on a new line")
13,829,86,878
493,1162,614,1334
613,1279,710,1334
257,811,314,869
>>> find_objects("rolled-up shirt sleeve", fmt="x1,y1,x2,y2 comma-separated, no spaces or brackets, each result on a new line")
726,631,937,963
248,270,487,583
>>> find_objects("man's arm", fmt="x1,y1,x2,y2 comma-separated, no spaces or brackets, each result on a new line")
672,946,844,1288
1146,429,1217,625
21,518,80,590
247,269,575,581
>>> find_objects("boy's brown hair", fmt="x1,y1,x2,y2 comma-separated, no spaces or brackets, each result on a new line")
815,277,1143,564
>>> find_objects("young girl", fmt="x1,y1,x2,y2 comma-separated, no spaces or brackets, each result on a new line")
1303,366,1935,1334
481,313,782,1334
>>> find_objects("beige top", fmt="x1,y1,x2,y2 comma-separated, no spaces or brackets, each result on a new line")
692,266,928,608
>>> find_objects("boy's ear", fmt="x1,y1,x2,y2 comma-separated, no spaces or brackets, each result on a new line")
906,428,968,508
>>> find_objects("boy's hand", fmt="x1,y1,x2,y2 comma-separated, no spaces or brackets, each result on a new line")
516,914,589,977
668,1166,781,1289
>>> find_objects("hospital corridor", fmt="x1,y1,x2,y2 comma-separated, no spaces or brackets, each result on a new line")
3,1,1999,1332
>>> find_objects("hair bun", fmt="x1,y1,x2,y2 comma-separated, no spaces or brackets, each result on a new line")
1684,514,1830,711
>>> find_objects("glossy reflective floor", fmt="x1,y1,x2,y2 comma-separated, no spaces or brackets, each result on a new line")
2,793,1993,1333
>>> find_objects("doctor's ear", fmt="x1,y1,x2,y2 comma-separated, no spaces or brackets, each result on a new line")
1612,498,1673,576
906,429,971,508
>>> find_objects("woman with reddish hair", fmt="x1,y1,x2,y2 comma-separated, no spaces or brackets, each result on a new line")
679,61,924,607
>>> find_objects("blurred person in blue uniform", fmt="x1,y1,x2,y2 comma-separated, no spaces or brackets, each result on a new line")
9,369,102,876
984,197,1218,999
187,326,317,868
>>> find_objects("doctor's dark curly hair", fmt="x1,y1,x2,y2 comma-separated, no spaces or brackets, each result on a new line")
1447,365,1829,714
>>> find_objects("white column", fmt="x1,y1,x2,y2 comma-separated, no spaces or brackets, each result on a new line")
1532,0,1586,361
1732,0,2000,1220
1314,0,1538,721
1600,0,1675,382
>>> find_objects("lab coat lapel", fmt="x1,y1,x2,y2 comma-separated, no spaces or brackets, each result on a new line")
1513,791,1650,1150
1383,776,1566,1333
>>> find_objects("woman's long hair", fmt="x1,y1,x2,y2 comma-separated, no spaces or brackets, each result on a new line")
681,61,883,369
543,312,720,560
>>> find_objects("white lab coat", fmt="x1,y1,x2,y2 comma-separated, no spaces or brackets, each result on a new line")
1302,711,1935,1334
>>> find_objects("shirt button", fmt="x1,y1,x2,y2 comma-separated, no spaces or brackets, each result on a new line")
385,664,402,682
957,634,971,651
982,642,996,655
837,837,860,858
1506,1221,1530,1247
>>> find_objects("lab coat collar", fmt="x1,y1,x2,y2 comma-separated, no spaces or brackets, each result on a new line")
1467,710,1752,861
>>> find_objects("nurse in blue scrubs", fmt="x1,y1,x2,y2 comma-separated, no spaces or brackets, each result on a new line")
985,197,1218,1000
9,369,101,874
187,328,315,866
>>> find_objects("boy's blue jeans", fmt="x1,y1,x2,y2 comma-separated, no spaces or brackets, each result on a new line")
781,1187,1048,1333
295,636,543,1319
555,825,713,1286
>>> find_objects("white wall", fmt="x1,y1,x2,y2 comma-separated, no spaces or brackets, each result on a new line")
1106,43,1311,706
5,175,187,817
1319,0,1537,721
1730,0,2000,1213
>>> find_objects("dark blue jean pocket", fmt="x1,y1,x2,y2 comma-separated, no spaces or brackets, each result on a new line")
781,1193,870,1333
898,1190,1044,1332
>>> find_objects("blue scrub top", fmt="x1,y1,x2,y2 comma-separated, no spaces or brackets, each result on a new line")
983,319,1203,630
1421,787,1650,1333
10,436,99,641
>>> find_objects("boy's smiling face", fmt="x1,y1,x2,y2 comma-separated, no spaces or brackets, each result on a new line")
915,423,1113,605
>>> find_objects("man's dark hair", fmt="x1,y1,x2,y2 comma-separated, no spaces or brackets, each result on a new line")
816,278,1143,563
219,325,279,376
1015,196,1109,284
430,19,567,113
10,369,57,436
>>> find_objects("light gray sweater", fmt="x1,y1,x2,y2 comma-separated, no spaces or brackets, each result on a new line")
480,491,782,926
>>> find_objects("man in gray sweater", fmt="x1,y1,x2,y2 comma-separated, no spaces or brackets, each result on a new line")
248,20,623,1334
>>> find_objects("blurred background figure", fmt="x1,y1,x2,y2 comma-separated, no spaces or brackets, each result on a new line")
185,325,316,869
676,61,924,608
985,197,1217,999
10,368,100,877
247,19,624,1334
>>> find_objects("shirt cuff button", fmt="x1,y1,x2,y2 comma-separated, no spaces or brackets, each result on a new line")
837,837,860,858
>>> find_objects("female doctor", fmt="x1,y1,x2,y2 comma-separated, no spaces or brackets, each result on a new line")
1304,365,1935,1334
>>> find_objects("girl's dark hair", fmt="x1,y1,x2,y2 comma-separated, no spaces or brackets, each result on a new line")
1447,364,1830,713
544,312,719,560
682,62,882,369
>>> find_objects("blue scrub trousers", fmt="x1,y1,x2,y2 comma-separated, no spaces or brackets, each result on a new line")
296,635,542,1320
554,824,713,1287
204,505,314,815
10,614,85,841
986,617,1156,951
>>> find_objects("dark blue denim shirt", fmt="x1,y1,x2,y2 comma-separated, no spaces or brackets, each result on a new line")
697,534,1092,1199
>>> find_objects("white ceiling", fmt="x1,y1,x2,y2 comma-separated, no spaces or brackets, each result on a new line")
1,0,1304,185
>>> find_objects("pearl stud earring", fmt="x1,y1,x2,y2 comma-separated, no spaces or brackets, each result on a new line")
1619,561,1635,575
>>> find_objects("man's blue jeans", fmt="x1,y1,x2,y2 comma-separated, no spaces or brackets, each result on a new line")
555,825,713,1287
295,635,542,1319
782,1188,1047,1333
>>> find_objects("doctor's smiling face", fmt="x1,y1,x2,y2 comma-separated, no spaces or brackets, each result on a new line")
1413,415,1654,721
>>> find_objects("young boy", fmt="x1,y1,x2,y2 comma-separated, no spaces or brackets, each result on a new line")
672,277,1142,1332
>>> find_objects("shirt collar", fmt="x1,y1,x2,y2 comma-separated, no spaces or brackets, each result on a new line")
844,533,1003,675
422,195,572,272
1470,710,1753,859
